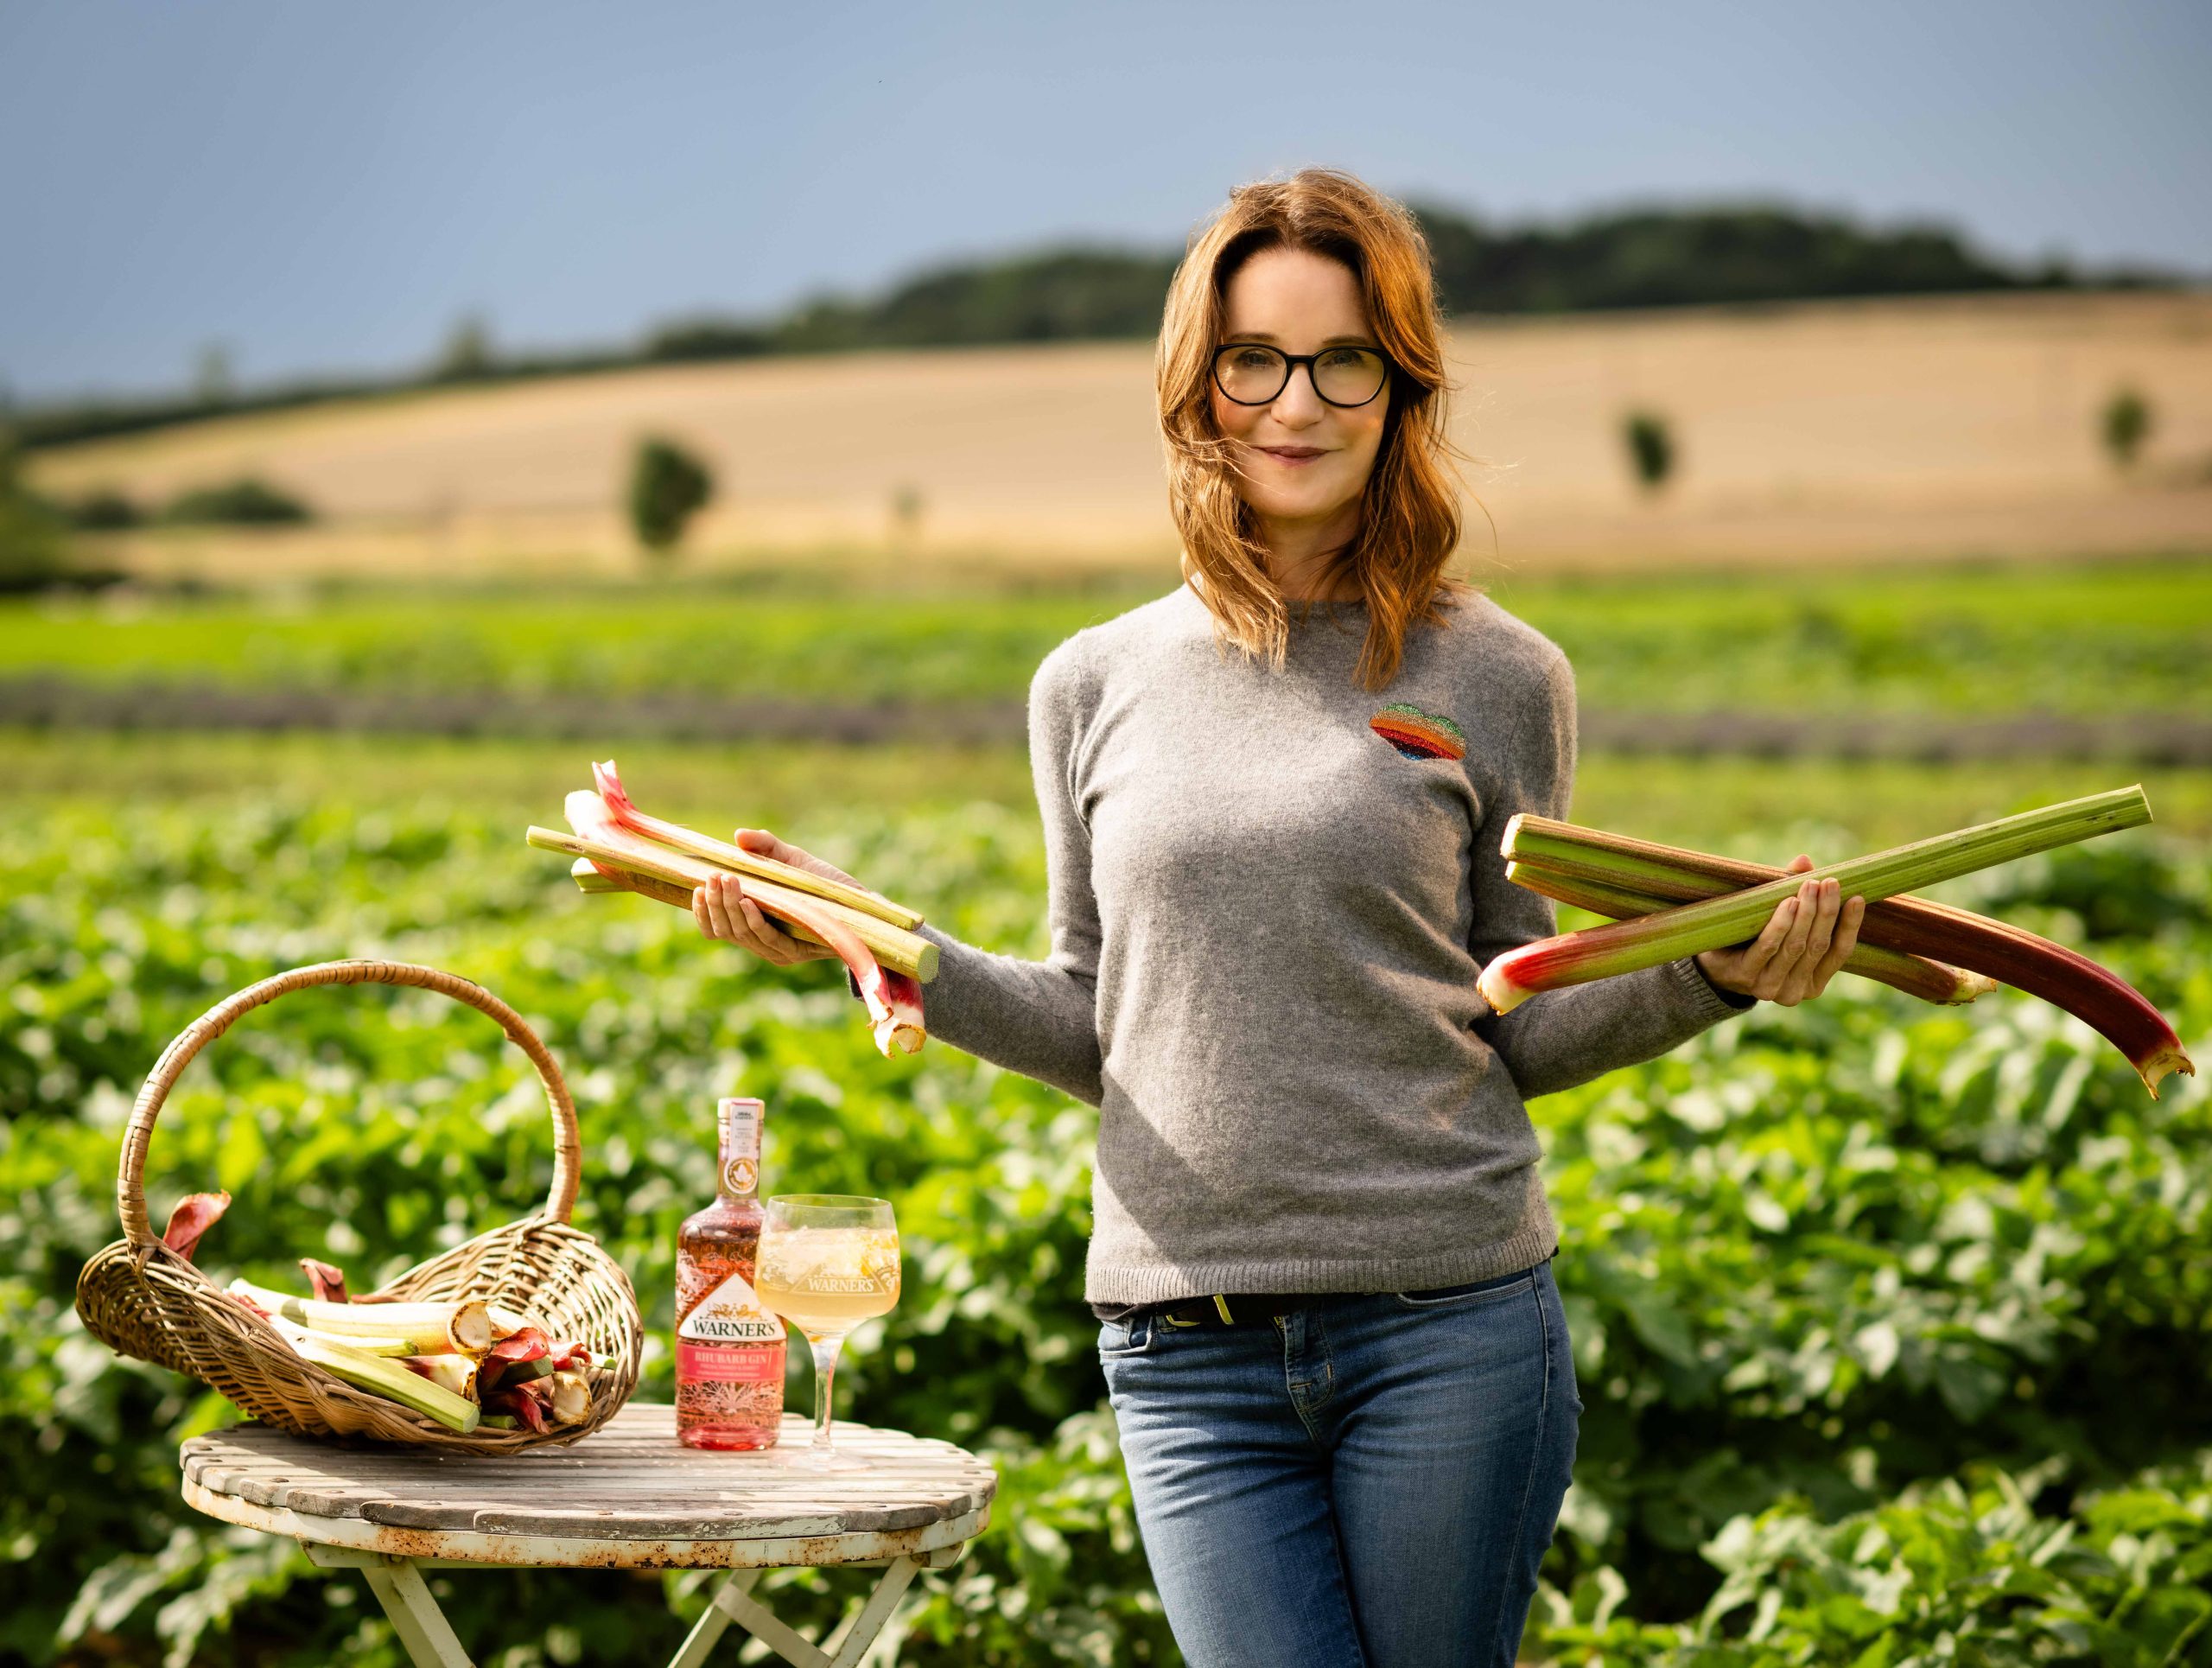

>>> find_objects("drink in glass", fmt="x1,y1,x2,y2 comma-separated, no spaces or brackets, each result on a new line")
755,1194,899,1468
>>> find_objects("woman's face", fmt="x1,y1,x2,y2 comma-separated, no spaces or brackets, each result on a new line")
1207,245,1390,532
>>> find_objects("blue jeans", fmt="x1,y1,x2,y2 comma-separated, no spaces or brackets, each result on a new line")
1098,1257,1580,1668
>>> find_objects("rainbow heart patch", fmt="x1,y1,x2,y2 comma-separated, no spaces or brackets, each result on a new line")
1370,703,1466,761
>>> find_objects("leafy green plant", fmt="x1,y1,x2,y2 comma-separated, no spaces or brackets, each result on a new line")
1537,1449,2212,1665
3,784,2206,1664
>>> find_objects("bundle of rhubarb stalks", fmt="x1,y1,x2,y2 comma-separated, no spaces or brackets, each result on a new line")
1484,785,2194,1098
161,1194,594,1436
527,761,935,1058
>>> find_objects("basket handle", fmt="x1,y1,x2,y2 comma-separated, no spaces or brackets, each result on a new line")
118,959,582,1251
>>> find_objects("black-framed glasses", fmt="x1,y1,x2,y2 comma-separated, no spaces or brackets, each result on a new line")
1212,342,1392,408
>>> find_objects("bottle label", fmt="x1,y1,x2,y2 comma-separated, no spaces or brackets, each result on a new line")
677,1268,785,1344
718,1098,763,1198
677,1340,782,1383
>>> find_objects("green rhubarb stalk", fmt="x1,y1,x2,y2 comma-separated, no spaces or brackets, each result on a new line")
591,760,924,930
1503,816,2194,1097
268,1326,418,1359
571,854,868,966
275,1327,481,1433
530,821,938,983
1505,861,1998,1007
228,1280,493,1353
556,786,928,1058
571,857,694,909
1479,786,2152,1016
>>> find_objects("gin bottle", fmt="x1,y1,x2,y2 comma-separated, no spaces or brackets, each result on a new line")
675,1096,787,1448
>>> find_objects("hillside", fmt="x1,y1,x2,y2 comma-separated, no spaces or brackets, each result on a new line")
29,290,2212,582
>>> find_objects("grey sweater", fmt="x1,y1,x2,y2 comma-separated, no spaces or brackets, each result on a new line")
902,582,1749,1307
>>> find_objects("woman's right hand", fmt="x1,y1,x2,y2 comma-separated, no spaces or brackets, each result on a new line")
690,828,876,968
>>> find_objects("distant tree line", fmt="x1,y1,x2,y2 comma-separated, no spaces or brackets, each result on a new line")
15,199,2189,451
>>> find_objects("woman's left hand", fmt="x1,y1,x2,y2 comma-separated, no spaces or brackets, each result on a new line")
1694,855,1866,1006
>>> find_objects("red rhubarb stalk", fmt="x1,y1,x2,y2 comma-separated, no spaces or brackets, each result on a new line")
484,1383,550,1433
1505,862,1997,1007
162,1192,231,1263
478,1326,551,1395
534,798,937,981
1504,812,2194,1098
592,760,922,929
299,1258,349,1303
1479,786,2147,1016
551,791,925,1057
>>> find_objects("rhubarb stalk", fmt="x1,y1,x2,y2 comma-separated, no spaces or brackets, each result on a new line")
1506,862,1998,1007
1503,812,2194,1096
593,760,923,930
571,856,693,910
272,1324,480,1433
299,1257,349,1303
227,1281,495,1353
542,792,927,1057
1478,786,2150,1016
534,796,938,981
162,1192,231,1263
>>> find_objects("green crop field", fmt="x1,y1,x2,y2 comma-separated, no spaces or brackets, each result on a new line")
6,724,2209,1665
7,552,2210,716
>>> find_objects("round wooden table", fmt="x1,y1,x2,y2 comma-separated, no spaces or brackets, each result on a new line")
180,1404,998,1668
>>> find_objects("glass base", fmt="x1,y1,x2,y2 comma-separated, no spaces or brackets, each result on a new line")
786,1446,873,1473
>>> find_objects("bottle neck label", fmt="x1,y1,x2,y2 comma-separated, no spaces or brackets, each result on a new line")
718,1098,763,1200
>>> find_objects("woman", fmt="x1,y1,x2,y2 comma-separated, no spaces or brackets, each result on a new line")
691,168,1865,1668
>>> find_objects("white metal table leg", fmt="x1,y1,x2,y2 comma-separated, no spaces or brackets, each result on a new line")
823,1557,920,1668
298,1542,940,1668
703,1558,923,1668
304,1546,473,1668
670,1569,763,1668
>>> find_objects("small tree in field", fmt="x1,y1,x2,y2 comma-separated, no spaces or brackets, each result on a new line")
628,436,715,560
1623,408,1675,494
2101,385,2152,474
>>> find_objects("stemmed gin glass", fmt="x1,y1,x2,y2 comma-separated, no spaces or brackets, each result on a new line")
754,1194,901,1468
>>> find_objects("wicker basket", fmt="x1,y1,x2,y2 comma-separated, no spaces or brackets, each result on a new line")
75,958,643,1451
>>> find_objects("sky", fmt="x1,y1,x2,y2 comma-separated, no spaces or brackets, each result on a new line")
3,0,2207,403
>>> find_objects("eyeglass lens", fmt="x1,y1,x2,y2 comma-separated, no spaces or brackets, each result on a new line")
1216,345,1387,406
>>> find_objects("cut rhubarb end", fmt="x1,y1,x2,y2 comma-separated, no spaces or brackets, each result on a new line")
2138,1046,2196,1100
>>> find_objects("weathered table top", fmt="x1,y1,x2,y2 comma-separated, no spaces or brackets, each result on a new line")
180,1404,997,1569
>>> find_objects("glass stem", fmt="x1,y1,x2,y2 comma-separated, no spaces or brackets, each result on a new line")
808,1334,845,1455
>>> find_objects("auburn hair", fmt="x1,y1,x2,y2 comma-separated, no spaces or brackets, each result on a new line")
1159,167,1477,691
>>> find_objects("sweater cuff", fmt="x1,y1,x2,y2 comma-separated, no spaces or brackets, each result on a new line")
1672,953,1757,1019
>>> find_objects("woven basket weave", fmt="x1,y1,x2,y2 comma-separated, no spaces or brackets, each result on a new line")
74,958,643,1451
